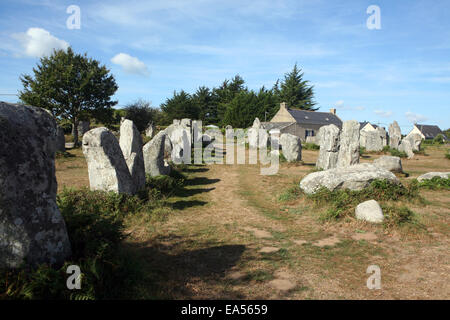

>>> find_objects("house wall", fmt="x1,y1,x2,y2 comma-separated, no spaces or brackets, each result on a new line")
408,126,426,139
279,123,323,142
271,105,295,122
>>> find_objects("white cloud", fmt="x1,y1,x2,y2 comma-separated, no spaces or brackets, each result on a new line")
335,100,344,107
111,53,149,76
334,100,365,111
405,111,428,123
374,110,393,118
12,28,69,57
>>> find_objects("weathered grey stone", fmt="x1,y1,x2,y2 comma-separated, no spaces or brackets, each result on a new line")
373,156,403,173
377,127,388,147
192,120,202,144
398,139,414,159
280,133,302,162
225,125,234,141
355,200,384,223
417,172,450,182
316,124,340,170
143,131,171,176
82,127,135,194
77,120,90,136
248,127,259,149
258,128,269,149
389,121,401,149
0,102,71,268
56,125,66,152
165,124,191,163
119,119,146,191
252,117,261,129
173,119,180,125
405,133,422,152
337,120,360,167
299,163,399,194
145,122,155,138
365,130,383,152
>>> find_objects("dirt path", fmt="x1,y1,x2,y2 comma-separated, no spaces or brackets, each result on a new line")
124,147,450,299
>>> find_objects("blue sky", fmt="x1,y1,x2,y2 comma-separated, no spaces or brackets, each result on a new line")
1,0,449,133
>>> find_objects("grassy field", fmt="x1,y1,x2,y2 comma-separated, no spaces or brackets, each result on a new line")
55,144,450,299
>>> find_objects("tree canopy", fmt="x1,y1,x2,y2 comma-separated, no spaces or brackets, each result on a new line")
19,47,118,145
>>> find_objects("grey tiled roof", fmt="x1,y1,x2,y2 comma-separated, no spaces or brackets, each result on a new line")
287,109,342,128
261,122,294,131
415,124,446,139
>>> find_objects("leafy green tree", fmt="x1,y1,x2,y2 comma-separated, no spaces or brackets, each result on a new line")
19,47,118,145
214,75,247,126
223,91,258,128
160,90,199,124
277,63,317,111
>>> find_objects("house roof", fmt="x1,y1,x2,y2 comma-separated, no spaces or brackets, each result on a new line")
261,122,294,131
287,109,342,128
415,124,445,139
359,121,378,129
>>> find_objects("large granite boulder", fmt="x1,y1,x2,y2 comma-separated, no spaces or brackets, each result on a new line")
377,127,388,147
373,156,403,173
143,131,171,176
0,102,71,268
299,163,399,194
389,121,401,149
119,119,146,192
417,172,450,182
316,124,340,170
82,127,135,194
337,120,360,167
252,117,261,129
398,139,414,159
280,133,302,162
355,200,384,223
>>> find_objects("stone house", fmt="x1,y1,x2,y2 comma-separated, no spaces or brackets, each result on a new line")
407,123,447,141
263,102,343,142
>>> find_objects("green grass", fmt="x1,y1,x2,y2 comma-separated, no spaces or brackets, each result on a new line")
303,142,320,150
417,177,450,190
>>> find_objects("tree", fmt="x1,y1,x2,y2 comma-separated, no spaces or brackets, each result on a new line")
223,91,259,128
123,99,162,132
192,86,218,125
19,47,118,145
160,90,200,124
214,75,247,126
277,63,317,111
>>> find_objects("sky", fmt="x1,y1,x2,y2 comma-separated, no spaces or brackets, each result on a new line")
0,0,449,134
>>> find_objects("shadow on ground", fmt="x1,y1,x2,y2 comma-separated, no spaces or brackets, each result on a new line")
127,237,248,299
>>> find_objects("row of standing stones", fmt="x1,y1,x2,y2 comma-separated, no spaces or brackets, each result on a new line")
299,120,448,223
0,102,449,266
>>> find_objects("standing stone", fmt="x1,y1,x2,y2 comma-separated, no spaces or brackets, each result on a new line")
258,128,269,149
337,120,360,167
417,172,450,182
192,120,202,144
377,127,388,147
280,133,302,162
252,117,261,129
0,102,71,268
82,127,135,194
365,130,383,152
405,133,422,152
316,124,340,170
248,127,259,149
77,120,90,136
398,139,414,159
119,119,146,191
145,122,155,138
56,125,66,152
143,131,171,176
389,121,401,149
225,125,234,141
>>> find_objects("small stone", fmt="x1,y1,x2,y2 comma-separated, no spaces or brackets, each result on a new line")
355,200,384,223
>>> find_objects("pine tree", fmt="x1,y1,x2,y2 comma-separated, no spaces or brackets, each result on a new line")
160,90,200,123
277,63,317,110
192,86,217,125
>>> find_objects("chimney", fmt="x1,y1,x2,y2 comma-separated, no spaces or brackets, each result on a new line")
329,108,336,115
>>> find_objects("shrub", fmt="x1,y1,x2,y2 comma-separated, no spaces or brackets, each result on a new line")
417,177,450,190
359,146,366,155
432,134,445,145
388,147,407,158
445,150,450,160
382,205,422,229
